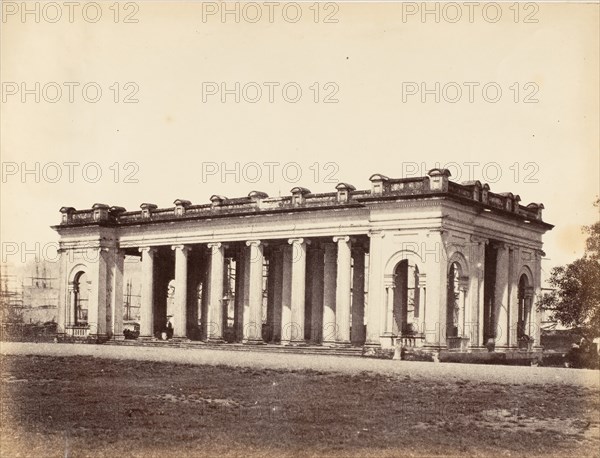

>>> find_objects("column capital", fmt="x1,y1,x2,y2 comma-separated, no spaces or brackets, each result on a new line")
333,236,350,244
246,240,261,247
207,242,223,250
470,235,488,244
138,246,157,254
288,238,305,245
491,241,508,251
171,244,191,253
368,230,385,239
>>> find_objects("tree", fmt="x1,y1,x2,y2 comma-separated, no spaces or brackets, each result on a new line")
538,199,600,337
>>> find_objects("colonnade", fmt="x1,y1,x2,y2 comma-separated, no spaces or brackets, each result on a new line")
137,237,368,346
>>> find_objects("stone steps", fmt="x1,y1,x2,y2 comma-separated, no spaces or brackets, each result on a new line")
106,339,365,357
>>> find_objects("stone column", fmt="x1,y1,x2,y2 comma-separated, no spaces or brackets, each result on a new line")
245,240,264,343
271,247,284,342
243,246,251,335
384,284,395,335
532,250,543,347
525,287,535,337
322,242,337,345
139,247,156,338
417,273,427,336
458,276,469,338
172,245,190,339
110,249,125,340
310,246,324,343
56,248,68,335
351,246,366,346
508,247,520,347
67,281,76,327
186,251,203,340
365,231,385,347
280,244,293,343
334,236,351,345
207,242,225,341
222,259,230,335
234,248,245,341
265,251,276,342
200,256,210,340
286,238,306,344
494,243,510,347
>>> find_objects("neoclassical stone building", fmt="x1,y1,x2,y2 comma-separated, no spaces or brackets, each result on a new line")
53,169,552,352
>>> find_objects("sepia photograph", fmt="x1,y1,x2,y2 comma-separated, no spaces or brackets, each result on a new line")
1,1,599,456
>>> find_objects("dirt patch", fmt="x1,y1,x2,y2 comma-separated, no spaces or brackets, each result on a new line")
1,355,598,457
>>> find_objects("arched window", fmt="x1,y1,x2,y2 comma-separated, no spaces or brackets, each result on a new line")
517,274,533,338
73,271,89,325
393,260,420,335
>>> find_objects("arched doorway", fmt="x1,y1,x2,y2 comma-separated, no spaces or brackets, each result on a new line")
517,274,533,339
72,271,89,325
393,260,420,335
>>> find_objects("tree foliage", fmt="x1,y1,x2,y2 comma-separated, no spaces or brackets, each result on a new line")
538,199,600,336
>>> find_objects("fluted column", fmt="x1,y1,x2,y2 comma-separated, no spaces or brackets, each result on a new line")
207,242,225,341
139,247,156,338
334,236,351,344
322,242,337,345
172,245,190,339
245,240,264,343
351,246,366,346
310,246,324,343
286,238,306,344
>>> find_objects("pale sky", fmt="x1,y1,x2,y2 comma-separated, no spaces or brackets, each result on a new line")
1,1,599,279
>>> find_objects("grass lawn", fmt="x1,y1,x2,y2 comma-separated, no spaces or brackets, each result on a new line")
1,355,598,457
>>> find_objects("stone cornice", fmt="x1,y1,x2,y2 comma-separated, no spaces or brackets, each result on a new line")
53,173,552,232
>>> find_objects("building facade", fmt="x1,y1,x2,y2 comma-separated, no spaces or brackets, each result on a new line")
52,169,552,351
